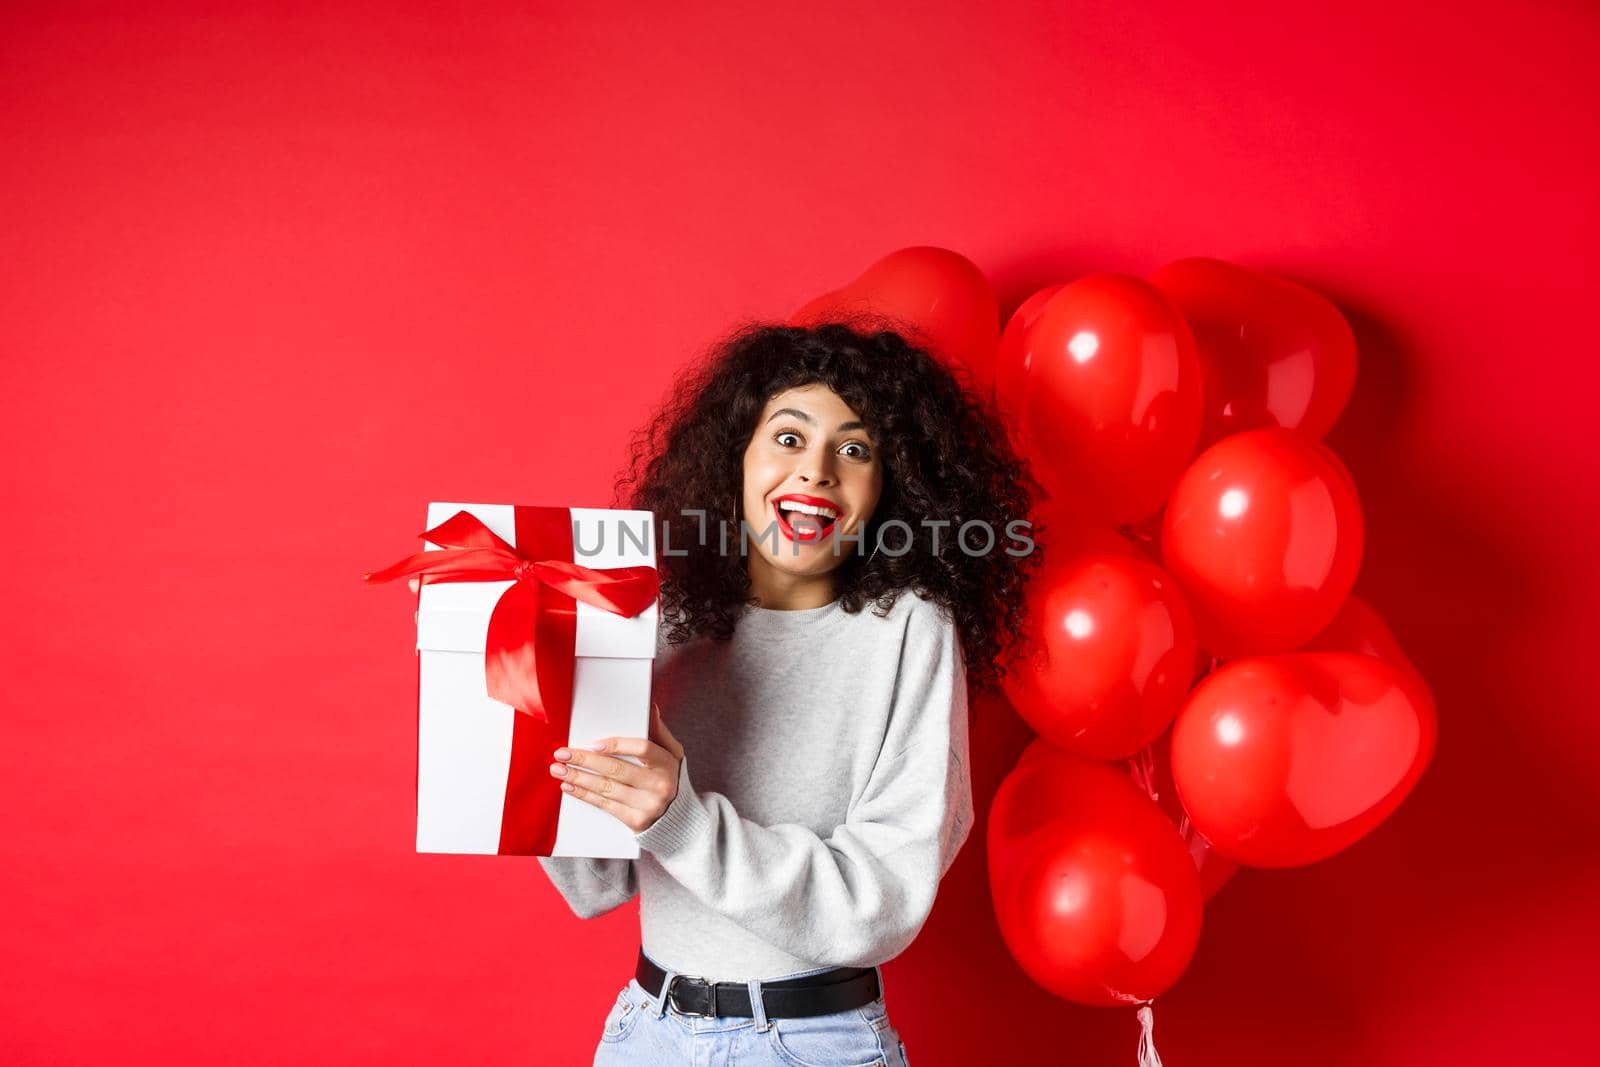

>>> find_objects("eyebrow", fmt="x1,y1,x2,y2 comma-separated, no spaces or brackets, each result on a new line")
766,407,869,434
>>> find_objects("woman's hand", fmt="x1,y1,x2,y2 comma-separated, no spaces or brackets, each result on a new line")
550,702,685,833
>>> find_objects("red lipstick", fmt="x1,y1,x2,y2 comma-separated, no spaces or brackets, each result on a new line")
771,493,843,543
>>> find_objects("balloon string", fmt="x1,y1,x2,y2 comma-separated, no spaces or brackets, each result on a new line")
1136,1004,1164,1067
1130,744,1159,803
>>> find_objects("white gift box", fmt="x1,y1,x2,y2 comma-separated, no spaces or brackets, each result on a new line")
413,502,658,858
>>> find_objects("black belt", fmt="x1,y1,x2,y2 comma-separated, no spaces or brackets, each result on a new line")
635,949,881,1019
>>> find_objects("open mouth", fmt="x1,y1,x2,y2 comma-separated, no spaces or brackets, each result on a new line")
772,500,840,543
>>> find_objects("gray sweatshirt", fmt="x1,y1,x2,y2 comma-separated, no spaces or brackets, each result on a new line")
536,589,974,981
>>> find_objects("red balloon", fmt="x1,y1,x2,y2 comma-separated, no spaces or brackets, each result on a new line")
1002,551,1197,759
1149,257,1358,449
988,743,1203,1006
790,246,999,385
1015,274,1204,525
994,283,1065,423
1126,735,1238,901
1161,428,1364,657
1170,652,1436,868
1303,594,1420,682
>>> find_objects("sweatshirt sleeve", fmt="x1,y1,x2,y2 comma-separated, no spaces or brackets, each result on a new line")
535,856,638,919
632,604,974,968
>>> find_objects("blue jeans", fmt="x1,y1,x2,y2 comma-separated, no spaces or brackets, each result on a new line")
592,950,910,1066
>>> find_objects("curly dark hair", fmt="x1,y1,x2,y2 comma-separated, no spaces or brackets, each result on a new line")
611,322,1044,697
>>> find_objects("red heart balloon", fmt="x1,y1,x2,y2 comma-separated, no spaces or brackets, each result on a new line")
1149,257,1358,449
1170,652,1436,868
1161,428,1364,656
988,743,1203,1006
1014,274,1204,525
1002,551,1197,759
790,246,999,385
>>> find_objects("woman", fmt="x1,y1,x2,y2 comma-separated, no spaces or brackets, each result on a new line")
538,323,1041,1066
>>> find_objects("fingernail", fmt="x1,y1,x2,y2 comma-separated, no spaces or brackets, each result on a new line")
554,748,571,761
549,763,566,777
591,740,609,752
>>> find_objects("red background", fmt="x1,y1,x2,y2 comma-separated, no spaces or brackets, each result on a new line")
4,3,1596,1063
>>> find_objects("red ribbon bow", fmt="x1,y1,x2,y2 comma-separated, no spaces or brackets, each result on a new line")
367,506,658,855
364,507,658,726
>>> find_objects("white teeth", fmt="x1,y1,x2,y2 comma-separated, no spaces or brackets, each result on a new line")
777,500,840,520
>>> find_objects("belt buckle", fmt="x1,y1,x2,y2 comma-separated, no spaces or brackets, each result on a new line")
667,974,717,1018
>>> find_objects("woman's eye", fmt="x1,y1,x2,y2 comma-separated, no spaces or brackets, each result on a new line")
773,431,871,460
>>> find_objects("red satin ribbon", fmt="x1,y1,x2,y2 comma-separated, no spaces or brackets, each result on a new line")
367,506,658,854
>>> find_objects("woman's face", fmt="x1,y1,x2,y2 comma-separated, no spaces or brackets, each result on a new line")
741,383,884,585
